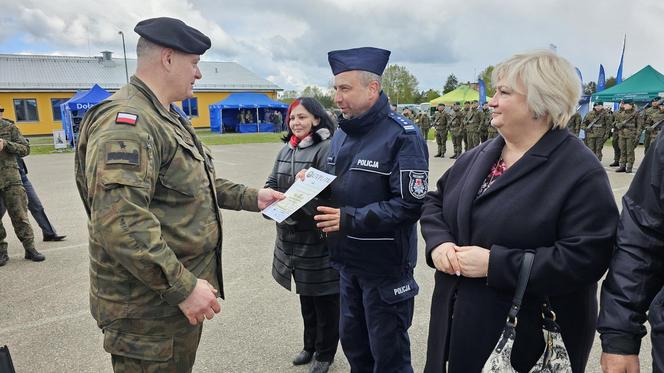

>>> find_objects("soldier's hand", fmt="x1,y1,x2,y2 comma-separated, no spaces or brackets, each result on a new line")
600,353,639,373
0,138,5,152
178,279,221,325
314,206,340,233
257,188,285,210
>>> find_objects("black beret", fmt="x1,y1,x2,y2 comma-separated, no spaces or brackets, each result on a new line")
622,98,634,104
134,17,211,55
454,102,461,105
328,47,391,76
593,102,603,106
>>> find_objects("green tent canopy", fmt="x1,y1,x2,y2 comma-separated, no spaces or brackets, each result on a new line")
430,85,480,106
591,65,664,102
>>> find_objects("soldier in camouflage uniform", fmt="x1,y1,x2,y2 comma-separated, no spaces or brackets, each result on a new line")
74,18,283,372
644,101,664,154
449,102,464,159
642,98,662,153
432,103,448,157
464,100,482,149
0,106,45,266
461,101,470,151
614,100,641,173
581,102,613,161
479,102,491,142
609,103,624,167
566,111,582,137
416,110,431,141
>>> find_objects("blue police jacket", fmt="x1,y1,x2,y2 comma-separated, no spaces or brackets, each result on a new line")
325,92,429,277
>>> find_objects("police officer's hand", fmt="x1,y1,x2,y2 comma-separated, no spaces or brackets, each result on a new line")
600,353,639,373
455,245,490,278
431,242,461,276
315,206,340,233
178,279,221,325
0,138,5,152
257,188,285,210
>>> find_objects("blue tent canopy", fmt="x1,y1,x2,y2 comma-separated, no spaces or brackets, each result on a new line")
209,93,288,133
60,84,111,147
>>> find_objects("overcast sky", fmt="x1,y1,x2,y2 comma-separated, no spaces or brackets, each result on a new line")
1,0,662,93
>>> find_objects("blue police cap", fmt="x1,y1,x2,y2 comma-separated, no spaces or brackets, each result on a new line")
327,47,391,76
134,17,211,55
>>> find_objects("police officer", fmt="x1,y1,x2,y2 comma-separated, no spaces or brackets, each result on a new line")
582,102,612,161
449,102,464,158
417,109,431,141
643,98,662,153
0,105,45,266
432,103,448,157
614,99,641,173
74,18,283,372
464,100,481,149
314,47,428,372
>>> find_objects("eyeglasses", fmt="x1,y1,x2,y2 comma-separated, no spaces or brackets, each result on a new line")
0,109,4,113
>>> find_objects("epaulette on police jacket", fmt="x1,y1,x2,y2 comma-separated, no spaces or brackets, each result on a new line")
387,112,417,134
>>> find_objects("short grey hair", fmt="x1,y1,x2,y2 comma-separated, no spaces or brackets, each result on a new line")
136,37,160,58
358,71,382,88
491,50,580,129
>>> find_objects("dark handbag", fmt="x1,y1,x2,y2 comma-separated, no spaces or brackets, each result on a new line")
0,345,16,373
481,252,572,372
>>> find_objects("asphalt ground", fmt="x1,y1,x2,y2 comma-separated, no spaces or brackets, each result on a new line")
0,139,653,372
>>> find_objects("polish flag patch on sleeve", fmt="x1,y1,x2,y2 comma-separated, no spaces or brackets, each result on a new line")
115,112,138,125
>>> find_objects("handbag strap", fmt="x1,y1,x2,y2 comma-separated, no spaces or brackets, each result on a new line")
506,251,535,325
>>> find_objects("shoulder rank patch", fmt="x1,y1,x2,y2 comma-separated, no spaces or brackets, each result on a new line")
116,112,138,126
388,112,416,133
105,140,141,166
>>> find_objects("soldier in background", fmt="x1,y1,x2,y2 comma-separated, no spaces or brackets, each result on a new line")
464,100,481,149
75,18,283,372
582,102,612,161
644,101,664,154
609,102,624,167
643,98,662,153
461,101,470,151
566,110,582,137
417,109,431,141
0,105,45,266
432,103,448,157
449,102,464,159
614,99,641,173
479,102,491,142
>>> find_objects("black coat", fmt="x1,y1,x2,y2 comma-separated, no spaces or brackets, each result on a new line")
265,128,339,296
420,129,618,373
598,131,664,364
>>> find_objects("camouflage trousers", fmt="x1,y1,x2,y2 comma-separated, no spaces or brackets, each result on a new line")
586,136,606,161
612,132,620,163
451,133,463,156
103,313,203,373
420,126,430,141
434,129,447,156
644,130,660,153
466,128,480,150
618,135,637,165
0,184,34,254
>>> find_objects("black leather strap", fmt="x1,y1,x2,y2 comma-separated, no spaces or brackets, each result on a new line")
507,251,535,323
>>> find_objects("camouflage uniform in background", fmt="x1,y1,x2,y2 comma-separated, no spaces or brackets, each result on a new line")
75,76,260,371
432,107,448,157
463,106,481,149
614,105,641,173
0,118,37,266
581,108,612,161
566,112,582,137
643,101,662,153
609,107,622,167
449,106,464,159
417,111,431,141
644,105,664,154
479,107,491,142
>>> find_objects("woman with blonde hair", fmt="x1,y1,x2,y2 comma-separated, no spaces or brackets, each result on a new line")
420,50,619,372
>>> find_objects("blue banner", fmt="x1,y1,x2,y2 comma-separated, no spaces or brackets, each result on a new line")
597,64,606,92
616,35,625,84
478,78,486,106
575,67,583,94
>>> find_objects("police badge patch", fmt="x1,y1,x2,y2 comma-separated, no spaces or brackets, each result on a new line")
408,171,428,199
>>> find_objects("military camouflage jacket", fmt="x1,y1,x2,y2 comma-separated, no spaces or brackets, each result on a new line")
582,110,612,137
464,108,482,130
432,111,448,131
75,76,259,325
614,109,641,138
448,109,465,134
0,118,30,189
417,113,430,128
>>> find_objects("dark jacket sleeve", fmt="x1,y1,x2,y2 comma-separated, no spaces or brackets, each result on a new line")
340,133,428,234
487,167,618,297
420,169,457,268
598,133,664,355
